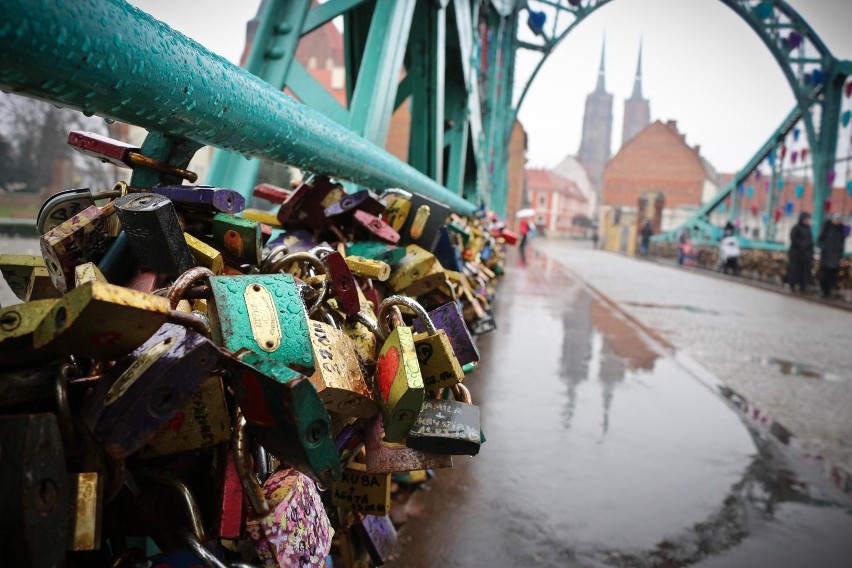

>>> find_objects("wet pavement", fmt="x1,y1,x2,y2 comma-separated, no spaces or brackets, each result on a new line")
387,248,852,568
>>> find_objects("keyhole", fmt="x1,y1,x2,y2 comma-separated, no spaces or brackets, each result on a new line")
54,306,67,329
34,479,59,516
0,311,21,331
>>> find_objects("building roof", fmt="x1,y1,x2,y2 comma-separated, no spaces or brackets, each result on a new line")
527,168,587,202
553,155,594,200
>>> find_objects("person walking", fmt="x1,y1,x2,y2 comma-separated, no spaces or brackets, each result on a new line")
639,220,652,256
677,228,692,266
718,224,741,275
787,212,814,294
817,212,846,298
519,218,531,265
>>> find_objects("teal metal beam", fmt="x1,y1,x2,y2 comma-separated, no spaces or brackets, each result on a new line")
0,0,476,215
302,0,371,35
206,0,311,193
408,0,447,183
286,60,350,126
444,80,470,195
348,0,416,146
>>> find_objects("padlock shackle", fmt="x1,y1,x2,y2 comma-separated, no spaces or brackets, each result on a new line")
167,266,215,309
377,295,436,337
232,412,271,517
180,529,228,568
136,471,208,543
451,383,473,405
350,311,385,343
269,251,329,315
260,244,289,273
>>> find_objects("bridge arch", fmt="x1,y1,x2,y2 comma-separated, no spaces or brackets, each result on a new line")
506,0,848,233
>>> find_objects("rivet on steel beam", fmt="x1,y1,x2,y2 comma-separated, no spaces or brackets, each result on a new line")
274,23,293,35
265,46,286,60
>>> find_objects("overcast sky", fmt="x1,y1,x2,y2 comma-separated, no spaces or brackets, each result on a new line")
130,0,852,176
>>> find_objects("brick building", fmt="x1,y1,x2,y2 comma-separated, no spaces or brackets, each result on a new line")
600,119,720,253
527,168,588,236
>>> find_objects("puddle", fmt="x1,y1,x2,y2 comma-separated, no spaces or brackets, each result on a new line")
386,251,852,568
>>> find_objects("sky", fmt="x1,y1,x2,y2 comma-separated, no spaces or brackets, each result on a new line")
129,0,852,176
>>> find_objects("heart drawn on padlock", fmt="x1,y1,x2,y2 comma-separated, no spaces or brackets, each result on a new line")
377,346,400,402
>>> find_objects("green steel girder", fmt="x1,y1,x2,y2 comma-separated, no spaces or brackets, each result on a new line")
0,0,477,214
347,0,415,146
407,0,447,184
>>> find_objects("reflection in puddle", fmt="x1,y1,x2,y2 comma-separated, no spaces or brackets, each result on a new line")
387,250,852,568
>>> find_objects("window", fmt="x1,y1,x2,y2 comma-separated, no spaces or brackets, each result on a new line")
538,195,547,207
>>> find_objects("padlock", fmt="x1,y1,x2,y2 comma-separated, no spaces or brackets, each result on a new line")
317,248,360,316
0,299,62,366
353,210,400,243
331,461,391,516
241,208,282,227
26,265,63,300
138,374,231,459
114,192,197,277
36,187,97,234
0,253,46,300
40,202,115,293
0,413,69,568
364,415,452,474
234,415,334,567
398,192,450,251
227,349,339,486
253,182,291,204
433,226,465,272
345,241,406,267
212,212,263,267
386,296,463,391
306,318,378,418
215,447,245,540
344,256,391,282
67,130,197,182
0,365,66,407
413,300,479,367
184,232,225,274
406,384,481,455
386,244,445,296
208,273,316,372
33,280,171,360
276,175,343,229
355,514,397,566
66,471,104,551
380,189,412,232
74,261,108,286
324,189,385,218
125,270,160,293
374,299,425,443
150,184,245,214
84,322,221,458
469,307,497,335
341,308,382,368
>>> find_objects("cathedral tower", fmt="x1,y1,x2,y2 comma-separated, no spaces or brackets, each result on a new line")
577,37,614,195
622,40,651,147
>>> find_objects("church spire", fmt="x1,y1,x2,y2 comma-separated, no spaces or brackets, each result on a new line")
630,38,643,99
595,34,607,92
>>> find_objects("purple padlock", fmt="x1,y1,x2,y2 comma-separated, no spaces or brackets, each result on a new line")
412,301,479,366
152,185,246,214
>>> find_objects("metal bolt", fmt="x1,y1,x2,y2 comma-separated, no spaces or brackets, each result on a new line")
0,311,21,331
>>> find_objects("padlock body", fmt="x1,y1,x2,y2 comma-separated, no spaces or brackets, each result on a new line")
308,320,378,418
413,301,479,366
40,204,113,292
0,299,61,366
212,213,262,266
34,281,170,360
331,464,391,516
209,274,316,372
413,330,464,390
345,241,406,266
406,398,481,455
376,326,424,442
364,415,451,473
0,254,45,300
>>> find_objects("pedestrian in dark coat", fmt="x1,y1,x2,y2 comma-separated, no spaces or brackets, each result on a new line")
787,212,813,293
817,213,846,298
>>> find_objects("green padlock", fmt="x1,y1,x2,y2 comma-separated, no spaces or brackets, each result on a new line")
208,273,316,373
